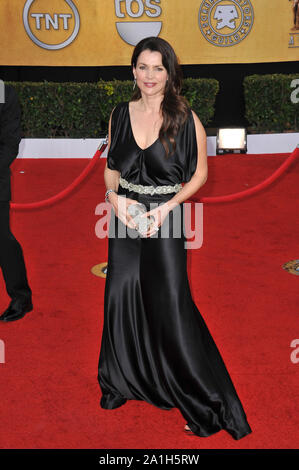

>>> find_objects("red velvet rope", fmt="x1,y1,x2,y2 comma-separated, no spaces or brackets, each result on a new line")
11,143,108,210
193,146,299,203
10,145,298,209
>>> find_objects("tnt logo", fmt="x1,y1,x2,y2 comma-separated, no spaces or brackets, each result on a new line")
23,0,80,50
114,0,162,46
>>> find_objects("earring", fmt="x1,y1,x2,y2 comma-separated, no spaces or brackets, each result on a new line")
133,78,136,90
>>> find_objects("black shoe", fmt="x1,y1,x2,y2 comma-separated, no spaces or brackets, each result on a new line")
0,299,33,322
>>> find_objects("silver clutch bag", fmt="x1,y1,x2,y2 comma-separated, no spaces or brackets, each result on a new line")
127,203,155,235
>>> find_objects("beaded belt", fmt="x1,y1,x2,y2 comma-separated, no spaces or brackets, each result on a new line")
119,176,182,196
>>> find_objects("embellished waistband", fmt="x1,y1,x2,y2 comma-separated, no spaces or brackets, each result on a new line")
119,176,182,196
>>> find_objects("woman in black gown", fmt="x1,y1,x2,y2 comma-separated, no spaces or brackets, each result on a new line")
98,37,252,440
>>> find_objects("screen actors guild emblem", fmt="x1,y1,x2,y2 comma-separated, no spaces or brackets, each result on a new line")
198,0,254,47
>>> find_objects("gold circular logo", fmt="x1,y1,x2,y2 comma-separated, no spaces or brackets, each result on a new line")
198,0,254,47
23,0,80,50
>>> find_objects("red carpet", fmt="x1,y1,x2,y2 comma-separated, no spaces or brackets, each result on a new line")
0,153,298,449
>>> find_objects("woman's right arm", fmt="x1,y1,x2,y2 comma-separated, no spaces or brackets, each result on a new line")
104,110,138,229
104,111,120,205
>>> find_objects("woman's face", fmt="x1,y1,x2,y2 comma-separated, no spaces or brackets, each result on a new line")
133,49,168,98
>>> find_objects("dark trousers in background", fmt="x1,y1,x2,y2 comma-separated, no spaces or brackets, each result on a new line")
0,201,32,303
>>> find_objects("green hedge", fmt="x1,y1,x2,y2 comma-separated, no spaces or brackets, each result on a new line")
8,74,299,137
243,74,299,133
7,78,219,138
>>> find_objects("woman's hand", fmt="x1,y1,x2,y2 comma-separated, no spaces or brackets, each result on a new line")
108,192,139,229
138,202,171,238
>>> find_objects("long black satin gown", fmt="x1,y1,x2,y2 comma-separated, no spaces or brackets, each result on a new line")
98,102,252,440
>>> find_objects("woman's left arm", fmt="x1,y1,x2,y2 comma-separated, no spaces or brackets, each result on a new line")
166,110,208,211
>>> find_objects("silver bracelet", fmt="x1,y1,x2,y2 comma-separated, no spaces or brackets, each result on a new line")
105,189,116,203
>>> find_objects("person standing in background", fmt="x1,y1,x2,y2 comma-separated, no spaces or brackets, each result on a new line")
0,82,33,322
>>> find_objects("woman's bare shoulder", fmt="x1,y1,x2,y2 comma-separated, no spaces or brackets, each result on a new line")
190,109,206,137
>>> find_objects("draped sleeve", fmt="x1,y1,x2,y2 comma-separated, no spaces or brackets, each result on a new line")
106,103,124,171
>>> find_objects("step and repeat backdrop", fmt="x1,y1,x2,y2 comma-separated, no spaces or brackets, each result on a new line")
0,0,298,65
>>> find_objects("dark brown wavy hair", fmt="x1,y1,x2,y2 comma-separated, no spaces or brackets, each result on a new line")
131,36,189,157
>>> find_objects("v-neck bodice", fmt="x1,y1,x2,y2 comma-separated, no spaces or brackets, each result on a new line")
127,102,160,152
106,101,198,187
